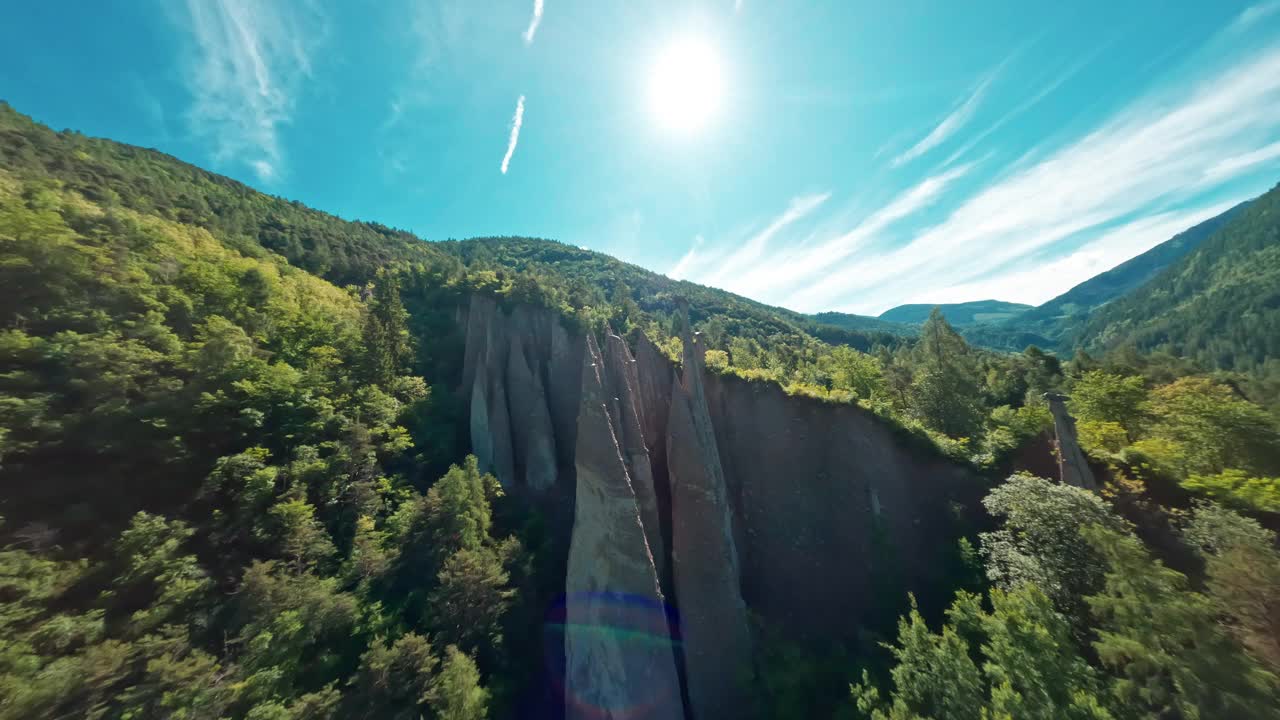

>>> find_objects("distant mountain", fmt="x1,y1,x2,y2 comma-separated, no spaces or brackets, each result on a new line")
1073,183,1280,377
878,300,1032,326
807,311,916,336
998,202,1250,348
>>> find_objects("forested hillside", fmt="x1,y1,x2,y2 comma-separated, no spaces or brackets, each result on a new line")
3,103,1280,720
808,310,914,336
879,299,1031,326
1073,185,1280,401
966,201,1249,351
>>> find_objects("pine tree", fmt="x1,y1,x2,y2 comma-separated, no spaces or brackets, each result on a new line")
361,273,411,387
433,645,489,720
912,308,983,438
1082,525,1280,719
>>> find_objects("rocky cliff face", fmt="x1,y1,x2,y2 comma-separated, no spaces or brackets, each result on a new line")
702,369,980,639
462,296,583,493
458,295,981,719
666,324,753,719
563,334,684,720
1044,393,1097,491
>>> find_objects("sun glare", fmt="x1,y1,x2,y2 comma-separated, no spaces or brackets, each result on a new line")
649,39,723,133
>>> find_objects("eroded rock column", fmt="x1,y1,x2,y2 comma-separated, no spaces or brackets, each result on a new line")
506,335,558,491
563,334,684,720
1044,392,1097,491
603,333,668,582
667,321,753,720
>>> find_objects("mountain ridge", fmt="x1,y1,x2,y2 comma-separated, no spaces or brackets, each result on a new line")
879,299,1032,326
1073,182,1280,379
981,201,1252,349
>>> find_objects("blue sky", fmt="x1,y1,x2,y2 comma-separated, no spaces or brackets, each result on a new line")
3,1,1280,314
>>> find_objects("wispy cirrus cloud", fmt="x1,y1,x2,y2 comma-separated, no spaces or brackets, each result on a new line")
1231,0,1280,32
910,198,1248,308
673,166,968,298
891,77,992,167
678,22,1280,316
677,192,830,284
500,95,526,175
816,41,1280,313
943,50,1100,167
523,0,545,45
179,0,325,182
670,235,706,279
1200,139,1280,184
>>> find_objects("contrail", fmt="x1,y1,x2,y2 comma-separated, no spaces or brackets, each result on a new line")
523,0,544,45
500,95,526,174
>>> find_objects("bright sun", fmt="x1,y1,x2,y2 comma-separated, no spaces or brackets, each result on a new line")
649,39,723,133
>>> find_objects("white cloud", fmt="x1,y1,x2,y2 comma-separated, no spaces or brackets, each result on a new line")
1231,1,1280,32
904,198,1247,308
251,160,276,181
669,235,705,279
943,53,1096,167
696,192,831,286
733,0,744,14
377,1,479,176
676,35,1280,316
500,95,527,174
805,41,1280,314
677,167,968,300
892,78,991,167
772,165,972,306
180,0,324,182
1200,139,1280,183
523,0,544,45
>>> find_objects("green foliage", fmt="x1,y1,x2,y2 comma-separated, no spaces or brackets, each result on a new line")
986,402,1054,456
818,345,887,400
269,498,337,573
1073,184,1280,401
878,300,1032,327
428,546,516,664
910,310,984,438
1057,362,1280,506
979,474,1131,632
350,632,439,719
853,588,1112,720
1142,376,1279,478
435,646,490,720
859,478,1280,720
853,595,983,720
1183,503,1280,673
109,512,212,634
361,273,412,388
975,203,1245,352
1183,469,1280,513
1076,420,1129,456
422,456,498,563
0,102,531,717
1068,371,1147,438
1083,525,1280,718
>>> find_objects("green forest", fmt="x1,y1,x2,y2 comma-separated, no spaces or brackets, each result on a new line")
3,102,1280,719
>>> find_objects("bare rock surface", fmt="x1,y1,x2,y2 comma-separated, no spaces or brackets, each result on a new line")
564,334,684,720
666,324,753,720
507,335,558,491
1045,392,1098,490
604,333,667,582
458,295,984,719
